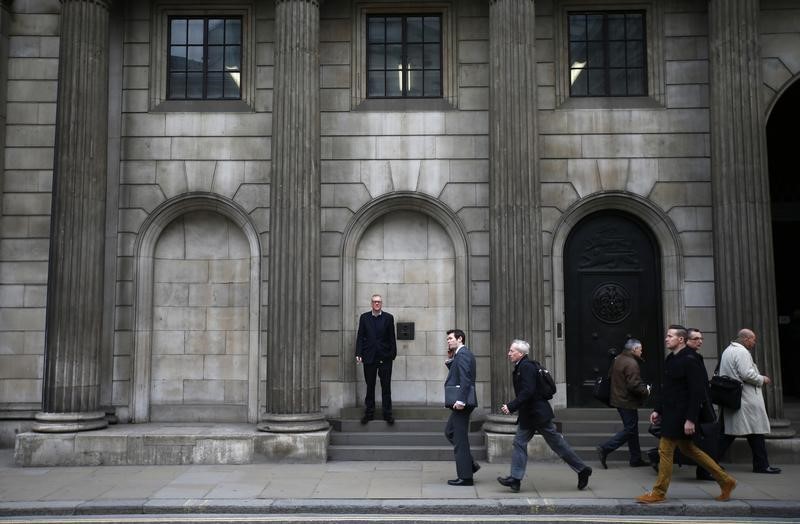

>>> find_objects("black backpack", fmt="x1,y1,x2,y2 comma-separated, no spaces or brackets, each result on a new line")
532,360,556,400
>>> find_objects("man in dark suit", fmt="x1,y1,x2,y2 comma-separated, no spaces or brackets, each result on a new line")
444,328,479,486
498,339,592,492
356,294,397,425
636,325,736,504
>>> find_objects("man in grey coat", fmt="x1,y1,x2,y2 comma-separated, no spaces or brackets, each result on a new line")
717,328,781,474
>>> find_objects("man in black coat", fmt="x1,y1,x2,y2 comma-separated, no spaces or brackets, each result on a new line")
636,325,736,504
497,339,592,492
444,329,479,486
356,294,397,424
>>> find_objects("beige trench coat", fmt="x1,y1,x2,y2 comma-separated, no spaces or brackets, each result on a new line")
719,342,771,435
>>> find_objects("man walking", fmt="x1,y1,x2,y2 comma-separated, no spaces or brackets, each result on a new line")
636,326,736,504
717,328,781,474
356,294,397,424
444,329,479,486
597,338,650,468
687,327,718,481
498,339,592,492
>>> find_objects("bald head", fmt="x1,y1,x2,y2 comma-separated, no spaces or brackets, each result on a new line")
736,328,756,350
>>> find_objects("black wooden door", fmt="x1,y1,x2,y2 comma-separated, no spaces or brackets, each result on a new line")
564,211,662,407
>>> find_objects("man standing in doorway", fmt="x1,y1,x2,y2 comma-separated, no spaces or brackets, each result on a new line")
636,325,736,504
356,294,397,425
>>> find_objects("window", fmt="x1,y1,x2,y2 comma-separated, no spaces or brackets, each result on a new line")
167,17,242,100
366,14,442,98
567,11,646,97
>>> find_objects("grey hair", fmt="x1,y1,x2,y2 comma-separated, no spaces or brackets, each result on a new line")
510,339,530,355
623,338,642,352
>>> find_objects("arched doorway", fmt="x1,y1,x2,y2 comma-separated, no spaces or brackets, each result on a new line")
768,78,800,400
564,210,662,407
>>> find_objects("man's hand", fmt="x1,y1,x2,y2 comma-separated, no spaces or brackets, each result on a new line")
763,375,772,385
453,401,465,410
649,411,661,424
356,356,362,363
684,419,696,436
500,404,510,415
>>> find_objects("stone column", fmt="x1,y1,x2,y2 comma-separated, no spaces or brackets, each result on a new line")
484,0,545,454
258,0,328,449
34,0,112,432
709,0,783,419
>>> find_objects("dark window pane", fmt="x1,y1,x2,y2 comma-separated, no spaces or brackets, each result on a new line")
226,19,241,44
588,70,606,95
569,15,586,41
424,44,440,69
208,19,224,44
609,68,627,95
368,44,385,69
225,46,241,70
570,42,587,64
224,72,241,98
386,70,402,96
627,69,645,95
608,41,625,67
608,15,625,40
187,46,203,70
368,70,385,96
627,41,643,67
408,70,423,96
169,73,186,98
424,70,441,96
169,46,186,71
386,44,402,70
368,18,385,43
407,17,422,43
627,14,643,39
207,73,223,98
407,44,423,69
187,72,203,98
587,14,603,40
424,16,440,42
587,42,605,68
386,17,402,42
208,46,223,71
188,19,204,44
570,70,587,96
171,19,187,45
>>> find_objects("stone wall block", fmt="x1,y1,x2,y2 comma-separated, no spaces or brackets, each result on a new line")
156,161,188,198
206,307,248,331
151,356,204,381
152,331,185,356
152,306,207,331
204,355,248,380
185,330,226,355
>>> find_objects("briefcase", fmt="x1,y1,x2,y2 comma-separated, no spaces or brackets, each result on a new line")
709,375,742,410
444,385,476,408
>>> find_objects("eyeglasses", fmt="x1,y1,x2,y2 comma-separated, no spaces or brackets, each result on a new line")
371,300,382,303
689,337,703,340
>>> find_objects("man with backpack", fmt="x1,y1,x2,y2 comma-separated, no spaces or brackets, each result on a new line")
497,339,592,492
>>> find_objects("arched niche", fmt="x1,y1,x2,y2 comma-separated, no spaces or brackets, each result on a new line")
131,193,261,423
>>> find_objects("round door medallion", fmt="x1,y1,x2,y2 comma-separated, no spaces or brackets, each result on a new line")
591,282,631,324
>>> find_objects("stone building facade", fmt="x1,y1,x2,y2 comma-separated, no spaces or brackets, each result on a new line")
0,0,798,452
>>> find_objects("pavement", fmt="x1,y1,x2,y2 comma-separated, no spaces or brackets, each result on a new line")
2,449,800,522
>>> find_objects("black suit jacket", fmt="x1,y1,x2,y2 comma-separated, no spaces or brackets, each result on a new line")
655,347,707,438
356,311,397,364
444,346,477,408
506,356,554,429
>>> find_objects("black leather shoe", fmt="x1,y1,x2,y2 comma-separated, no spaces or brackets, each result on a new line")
360,415,373,425
447,478,473,486
754,466,781,474
630,459,649,468
384,416,395,425
596,446,608,469
696,469,714,481
472,462,481,474
497,475,521,492
577,467,592,490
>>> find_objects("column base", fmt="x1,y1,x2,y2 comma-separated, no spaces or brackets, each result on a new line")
32,411,108,433
484,414,562,463
257,412,329,433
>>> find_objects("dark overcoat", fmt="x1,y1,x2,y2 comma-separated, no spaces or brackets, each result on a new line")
355,311,397,364
506,356,553,429
654,347,707,438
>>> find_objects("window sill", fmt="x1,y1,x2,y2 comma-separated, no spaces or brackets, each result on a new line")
151,99,253,113
353,97,455,112
558,96,663,110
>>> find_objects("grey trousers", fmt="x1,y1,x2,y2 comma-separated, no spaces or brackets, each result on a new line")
445,408,474,479
511,420,587,479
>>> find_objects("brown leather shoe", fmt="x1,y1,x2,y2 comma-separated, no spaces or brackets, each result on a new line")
716,478,737,501
636,491,666,504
